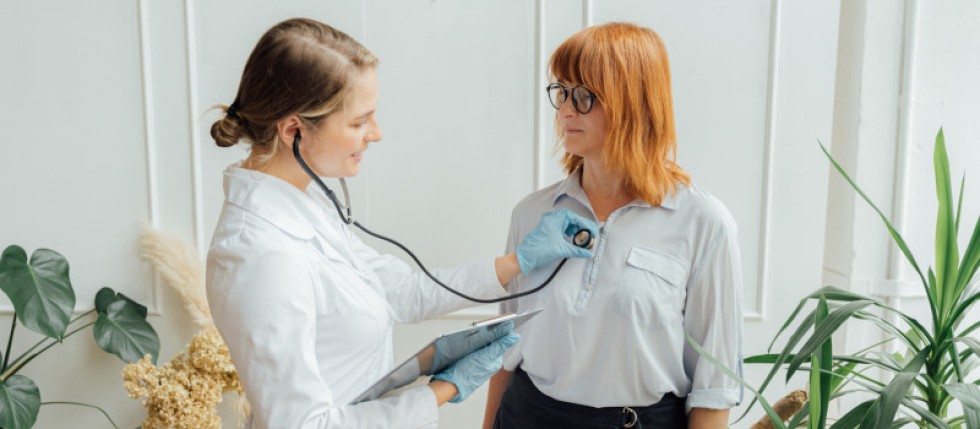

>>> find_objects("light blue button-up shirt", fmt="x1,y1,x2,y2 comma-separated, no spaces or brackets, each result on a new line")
501,169,743,412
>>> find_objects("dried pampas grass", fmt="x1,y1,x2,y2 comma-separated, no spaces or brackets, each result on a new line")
138,225,213,329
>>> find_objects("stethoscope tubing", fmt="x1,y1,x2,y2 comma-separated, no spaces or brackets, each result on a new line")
291,133,570,304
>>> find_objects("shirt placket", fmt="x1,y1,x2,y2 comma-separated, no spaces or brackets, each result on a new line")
575,208,628,312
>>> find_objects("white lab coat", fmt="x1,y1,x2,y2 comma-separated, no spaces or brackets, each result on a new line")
206,164,505,428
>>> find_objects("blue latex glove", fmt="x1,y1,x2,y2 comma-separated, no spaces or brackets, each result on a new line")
516,209,598,273
432,321,514,371
431,332,520,403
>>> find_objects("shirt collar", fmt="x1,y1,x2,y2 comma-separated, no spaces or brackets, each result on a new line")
551,168,681,211
223,163,320,240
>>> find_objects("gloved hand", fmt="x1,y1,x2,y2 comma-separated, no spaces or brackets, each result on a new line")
432,321,514,371
516,209,598,273
431,332,520,403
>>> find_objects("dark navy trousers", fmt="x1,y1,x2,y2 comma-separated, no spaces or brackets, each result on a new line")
493,367,688,429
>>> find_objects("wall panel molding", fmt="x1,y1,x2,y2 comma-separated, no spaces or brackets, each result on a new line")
533,0,547,191
184,0,205,255
745,0,783,322
138,0,164,316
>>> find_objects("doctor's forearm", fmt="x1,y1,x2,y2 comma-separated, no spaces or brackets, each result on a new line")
494,253,521,286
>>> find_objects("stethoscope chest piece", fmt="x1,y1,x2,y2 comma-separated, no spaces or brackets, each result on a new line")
572,229,595,250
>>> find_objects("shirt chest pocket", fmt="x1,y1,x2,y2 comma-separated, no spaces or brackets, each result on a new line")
613,246,689,330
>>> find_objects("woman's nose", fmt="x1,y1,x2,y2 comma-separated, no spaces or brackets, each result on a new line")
368,120,383,142
559,97,578,118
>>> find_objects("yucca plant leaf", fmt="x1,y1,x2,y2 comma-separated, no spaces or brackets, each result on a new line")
831,361,859,393
944,383,980,410
741,311,818,422
686,331,788,429
819,288,933,345
949,339,966,382
835,356,895,379
866,348,929,429
851,310,920,350
867,351,904,371
805,285,875,302
956,215,980,301
743,354,784,364
946,383,980,429
952,337,980,357
767,286,904,351
949,291,980,337
955,174,965,233
889,417,916,428
820,142,928,291
0,246,76,340
965,406,980,429
934,129,960,322
811,295,832,429
769,293,822,353
845,359,950,428
787,300,874,381
830,399,874,429
963,410,980,428
963,320,980,338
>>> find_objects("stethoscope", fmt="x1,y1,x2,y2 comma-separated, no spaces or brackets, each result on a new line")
291,132,595,304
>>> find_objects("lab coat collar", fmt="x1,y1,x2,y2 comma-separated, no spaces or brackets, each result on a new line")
552,168,681,211
223,163,319,240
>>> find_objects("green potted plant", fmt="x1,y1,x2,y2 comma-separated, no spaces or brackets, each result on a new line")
690,128,979,428
0,245,160,429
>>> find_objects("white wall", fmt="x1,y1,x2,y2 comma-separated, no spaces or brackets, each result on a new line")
21,0,979,428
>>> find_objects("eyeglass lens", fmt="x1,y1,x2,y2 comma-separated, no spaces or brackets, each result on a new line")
547,84,594,114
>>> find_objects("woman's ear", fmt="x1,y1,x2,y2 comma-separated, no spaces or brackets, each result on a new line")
276,115,303,150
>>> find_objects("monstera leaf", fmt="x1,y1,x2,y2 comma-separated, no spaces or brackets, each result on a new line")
0,246,75,340
94,287,147,318
0,375,40,429
94,299,160,364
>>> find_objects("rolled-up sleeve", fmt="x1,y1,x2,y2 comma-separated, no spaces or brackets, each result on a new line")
682,217,744,413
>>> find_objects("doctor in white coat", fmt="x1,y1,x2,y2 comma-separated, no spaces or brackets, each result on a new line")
205,18,596,429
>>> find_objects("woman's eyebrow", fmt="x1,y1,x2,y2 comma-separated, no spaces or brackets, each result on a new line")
353,110,375,120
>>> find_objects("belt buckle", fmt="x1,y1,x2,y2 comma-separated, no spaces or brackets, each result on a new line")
621,406,638,428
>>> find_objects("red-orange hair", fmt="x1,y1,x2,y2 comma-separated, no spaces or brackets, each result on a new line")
550,22,689,206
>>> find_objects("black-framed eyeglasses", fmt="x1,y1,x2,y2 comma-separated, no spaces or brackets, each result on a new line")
546,83,598,114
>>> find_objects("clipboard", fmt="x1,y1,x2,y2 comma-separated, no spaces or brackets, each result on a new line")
349,308,544,404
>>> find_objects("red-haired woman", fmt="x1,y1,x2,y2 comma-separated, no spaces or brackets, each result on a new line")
484,22,743,429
